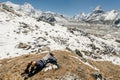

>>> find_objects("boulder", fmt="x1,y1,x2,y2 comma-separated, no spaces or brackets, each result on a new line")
115,39,120,43
92,72,102,80
17,42,31,50
75,49,83,57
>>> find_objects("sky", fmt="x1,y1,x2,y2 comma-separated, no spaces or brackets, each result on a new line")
0,0,120,16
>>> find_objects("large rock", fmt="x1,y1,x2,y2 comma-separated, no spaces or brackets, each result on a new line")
17,42,31,50
92,72,102,80
113,18,120,28
75,49,83,57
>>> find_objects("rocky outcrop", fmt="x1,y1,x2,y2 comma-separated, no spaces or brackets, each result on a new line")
72,6,120,28
37,15,56,22
0,51,120,80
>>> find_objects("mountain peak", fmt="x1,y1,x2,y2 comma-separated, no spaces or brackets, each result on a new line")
4,1,20,10
81,12,86,16
93,6,104,13
22,2,34,10
21,2,34,12
4,1,13,4
94,6,102,11
45,11,55,14
72,12,86,21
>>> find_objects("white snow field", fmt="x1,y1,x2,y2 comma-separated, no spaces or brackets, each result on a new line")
0,2,120,65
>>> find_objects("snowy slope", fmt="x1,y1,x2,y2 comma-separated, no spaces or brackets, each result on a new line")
0,2,120,65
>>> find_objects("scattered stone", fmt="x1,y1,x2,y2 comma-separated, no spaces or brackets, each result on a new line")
24,54,30,58
14,37,17,40
22,30,29,34
6,34,9,37
7,59,13,63
94,48,101,54
115,39,120,43
82,51,92,56
19,22,29,28
45,31,48,35
89,44,100,50
65,47,73,52
81,58,87,62
15,53,19,55
92,72,102,80
75,49,83,57
76,66,82,72
6,53,10,56
35,37,46,41
17,42,31,50
92,54,102,59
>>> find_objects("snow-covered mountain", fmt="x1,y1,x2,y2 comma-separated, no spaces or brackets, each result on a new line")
2,1,42,18
0,2,120,65
72,12,86,21
1,1,67,23
37,11,68,23
72,6,120,27
3,1,120,27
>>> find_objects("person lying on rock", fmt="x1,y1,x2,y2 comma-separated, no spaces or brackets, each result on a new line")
21,52,59,78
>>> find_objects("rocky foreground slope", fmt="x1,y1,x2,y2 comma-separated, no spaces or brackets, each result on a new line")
0,50,120,80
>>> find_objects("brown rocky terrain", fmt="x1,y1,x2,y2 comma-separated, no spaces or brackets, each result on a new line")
0,50,120,80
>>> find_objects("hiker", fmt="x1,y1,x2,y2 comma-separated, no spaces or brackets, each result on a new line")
21,52,58,77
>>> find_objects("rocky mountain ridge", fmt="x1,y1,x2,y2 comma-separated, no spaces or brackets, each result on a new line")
2,1,120,27
72,6,120,28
